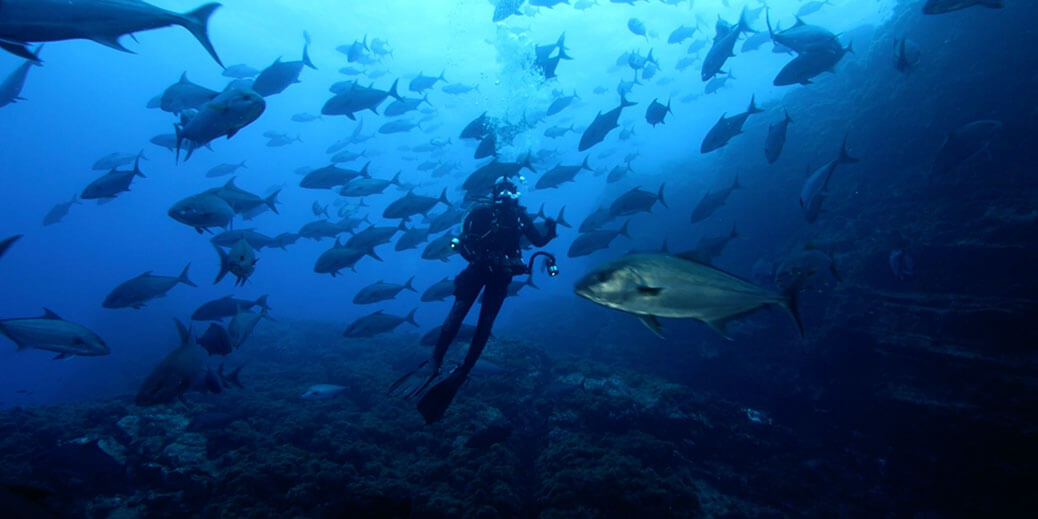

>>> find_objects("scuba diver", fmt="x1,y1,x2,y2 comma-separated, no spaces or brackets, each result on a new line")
389,176,559,424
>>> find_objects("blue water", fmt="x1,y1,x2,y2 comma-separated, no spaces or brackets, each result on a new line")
0,0,1034,517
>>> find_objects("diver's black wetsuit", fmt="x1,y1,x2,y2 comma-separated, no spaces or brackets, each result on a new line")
432,201,555,376
400,188,555,424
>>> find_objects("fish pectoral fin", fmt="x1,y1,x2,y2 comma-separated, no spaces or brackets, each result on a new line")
52,352,73,360
638,315,664,338
705,318,735,341
637,286,663,295
89,34,133,53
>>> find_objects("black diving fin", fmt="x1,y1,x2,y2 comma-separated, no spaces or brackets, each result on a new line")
416,370,467,424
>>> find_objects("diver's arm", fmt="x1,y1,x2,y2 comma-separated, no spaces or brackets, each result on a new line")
521,212,556,247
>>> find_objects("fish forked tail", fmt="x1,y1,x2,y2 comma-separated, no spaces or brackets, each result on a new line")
747,94,764,115
212,245,231,285
302,34,317,70
387,79,402,101
179,3,224,68
178,262,198,287
838,135,860,165
657,183,668,209
265,190,281,214
405,308,419,328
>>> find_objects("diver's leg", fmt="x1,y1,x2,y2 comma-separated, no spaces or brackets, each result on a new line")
459,272,510,373
416,273,510,424
388,266,483,399
431,266,483,368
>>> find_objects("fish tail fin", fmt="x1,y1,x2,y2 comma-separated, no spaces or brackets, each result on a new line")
439,188,452,207
839,135,860,164
620,93,636,109
179,262,198,288
366,247,383,262
785,109,792,124
406,308,419,327
536,204,546,220
739,7,758,34
730,223,739,238
556,206,571,228
404,276,417,292
657,183,668,208
780,284,805,338
180,3,224,67
255,294,271,310
174,318,191,344
265,190,281,214
388,79,402,101
302,38,317,70
439,69,447,82
213,246,230,285
526,275,539,291
619,219,631,239
747,94,763,114
174,122,184,163
733,175,743,189
845,41,854,55
581,155,591,171
133,157,146,178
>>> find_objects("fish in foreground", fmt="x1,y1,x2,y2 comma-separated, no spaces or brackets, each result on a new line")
922,0,1003,14
0,0,223,66
192,294,269,321
800,137,859,223
343,309,418,338
0,45,41,107
135,319,205,406
700,95,763,153
932,120,1001,175
301,384,347,400
43,194,80,226
575,252,803,339
175,87,266,161
102,263,197,309
0,309,109,359
0,234,22,260
213,240,256,286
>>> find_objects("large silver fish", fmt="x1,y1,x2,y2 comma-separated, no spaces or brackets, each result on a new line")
135,319,205,406
575,252,803,339
0,308,108,359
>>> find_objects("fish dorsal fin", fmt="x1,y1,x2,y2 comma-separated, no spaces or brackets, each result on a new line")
41,308,62,320
794,16,806,27
137,270,154,278
179,71,189,83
